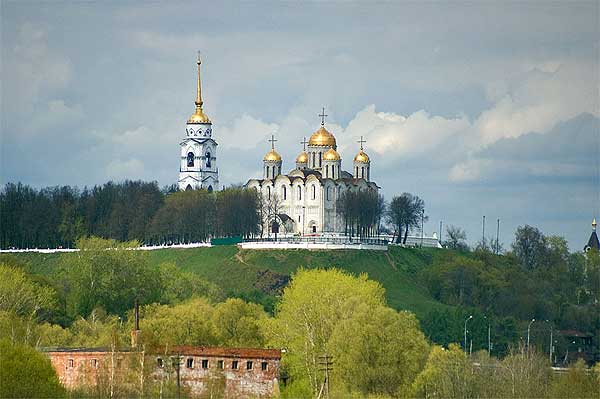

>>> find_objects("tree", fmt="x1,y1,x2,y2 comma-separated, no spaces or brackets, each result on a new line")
0,264,57,320
445,225,468,251
547,359,598,399
0,339,66,398
211,298,267,347
411,344,473,399
336,189,384,238
266,268,386,396
511,225,548,270
60,237,162,318
328,304,429,397
386,193,427,244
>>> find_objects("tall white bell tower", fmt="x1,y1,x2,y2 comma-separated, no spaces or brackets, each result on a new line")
178,52,219,192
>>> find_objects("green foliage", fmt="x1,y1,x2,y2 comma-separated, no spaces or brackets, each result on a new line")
159,262,224,303
0,263,57,319
386,193,427,244
0,339,66,398
411,344,473,399
212,298,267,347
548,359,598,399
328,305,429,397
336,189,385,237
61,237,162,317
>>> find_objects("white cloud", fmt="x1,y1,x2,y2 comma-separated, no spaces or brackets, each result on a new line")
219,114,279,150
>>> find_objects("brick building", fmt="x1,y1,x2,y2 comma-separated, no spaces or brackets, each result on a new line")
45,345,281,398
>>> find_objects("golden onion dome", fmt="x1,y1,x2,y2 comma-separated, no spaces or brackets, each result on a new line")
353,149,370,163
323,148,341,161
188,108,211,124
264,149,282,162
296,151,308,163
309,126,337,147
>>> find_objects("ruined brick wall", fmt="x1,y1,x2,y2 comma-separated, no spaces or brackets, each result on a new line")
45,347,281,398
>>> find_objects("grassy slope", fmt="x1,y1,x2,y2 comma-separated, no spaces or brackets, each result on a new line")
9,245,447,318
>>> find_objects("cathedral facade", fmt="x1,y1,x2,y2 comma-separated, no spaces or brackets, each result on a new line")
245,112,379,235
178,54,219,191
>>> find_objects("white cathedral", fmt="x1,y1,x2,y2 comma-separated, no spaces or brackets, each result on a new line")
245,110,380,235
177,54,380,235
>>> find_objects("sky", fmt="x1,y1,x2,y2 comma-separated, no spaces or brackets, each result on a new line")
1,1,599,250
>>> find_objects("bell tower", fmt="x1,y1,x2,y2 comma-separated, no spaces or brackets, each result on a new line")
178,52,219,192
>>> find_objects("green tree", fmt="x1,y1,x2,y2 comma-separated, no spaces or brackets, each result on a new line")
0,263,57,320
548,359,598,399
445,225,469,251
386,193,427,244
511,225,548,270
211,298,267,347
267,268,386,396
0,339,66,398
60,237,162,318
328,304,429,397
411,344,473,399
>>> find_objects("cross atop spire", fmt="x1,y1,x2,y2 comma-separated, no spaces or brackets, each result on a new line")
300,137,308,151
195,51,203,108
318,107,328,126
268,134,277,150
357,136,366,150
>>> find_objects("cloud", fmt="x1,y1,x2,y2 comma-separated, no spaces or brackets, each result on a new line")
219,114,279,150
105,158,145,181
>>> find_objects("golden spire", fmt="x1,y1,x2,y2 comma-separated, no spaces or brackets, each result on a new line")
188,51,210,124
593,218,597,230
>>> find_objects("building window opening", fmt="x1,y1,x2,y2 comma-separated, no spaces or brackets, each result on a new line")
298,186,301,200
332,165,335,178
361,167,365,178
157,358,164,368
312,225,317,233
91,359,98,368
325,165,329,177
186,184,193,191
326,187,331,201
205,152,211,168
247,361,253,370
187,152,195,167
355,166,358,177
319,152,322,167
261,362,268,371
217,360,224,369
68,359,74,368
202,359,209,369
272,165,276,177
207,185,213,193
267,186,271,199
282,185,287,200
312,185,316,200
187,358,194,369
312,153,316,167
232,360,239,370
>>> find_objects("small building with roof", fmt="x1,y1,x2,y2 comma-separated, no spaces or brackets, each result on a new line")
584,218,599,252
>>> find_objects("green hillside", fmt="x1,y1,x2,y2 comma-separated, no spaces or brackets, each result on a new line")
11,245,447,317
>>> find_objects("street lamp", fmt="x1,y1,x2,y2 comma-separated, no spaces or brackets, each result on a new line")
545,320,553,364
484,315,491,356
302,206,306,237
421,209,425,247
527,318,536,352
464,315,473,353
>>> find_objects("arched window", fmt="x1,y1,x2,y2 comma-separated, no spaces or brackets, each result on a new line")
361,167,365,178
265,166,269,178
331,165,335,178
298,186,302,200
312,153,316,168
187,152,195,167
312,185,316,200
205,152,211,168
325,165,329,178
185,184,193,191
326,187,331,201
207,185,213,193
267,186,271,199
282,185,287,200
318,153,322,167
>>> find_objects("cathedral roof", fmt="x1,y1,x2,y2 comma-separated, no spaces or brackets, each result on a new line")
296,151,308,163
354,149,370,163
264,149,282,161
323,148,341,161
309,126,337,147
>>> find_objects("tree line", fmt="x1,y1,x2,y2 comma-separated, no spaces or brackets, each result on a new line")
0,182,261,249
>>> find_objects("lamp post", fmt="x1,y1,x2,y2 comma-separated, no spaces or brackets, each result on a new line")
484,315,491,356
527,318,536,353
302,206,306,237
545,320,553,364
421,209,425,247
464,315,473,353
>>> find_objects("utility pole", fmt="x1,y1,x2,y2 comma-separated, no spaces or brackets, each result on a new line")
421,209,425,247
496,218,500,255
439,220,443,245
482,215,486,248
549,324,553,364
318,354,334,399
